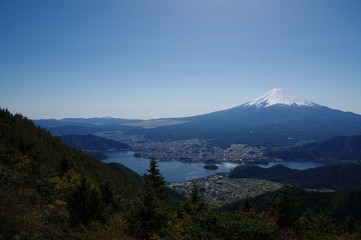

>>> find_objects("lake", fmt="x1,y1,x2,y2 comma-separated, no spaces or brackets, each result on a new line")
103,151,324,182
102,151,239,182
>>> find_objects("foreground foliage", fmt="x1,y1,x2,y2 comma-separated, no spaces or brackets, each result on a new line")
0,109,139,239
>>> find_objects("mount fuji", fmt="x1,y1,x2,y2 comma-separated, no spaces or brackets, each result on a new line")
35,88,361,147
142,88,361,147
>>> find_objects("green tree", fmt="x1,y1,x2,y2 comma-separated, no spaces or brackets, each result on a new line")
128,158,173,240
296,211,336,239
242,196,255,217
276,185,298,228
143,158,167,200
69,177,103,224
342,216,359,234
184,183,208,216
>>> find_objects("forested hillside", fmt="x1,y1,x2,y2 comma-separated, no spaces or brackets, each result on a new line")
229,164,361,189
223,187,361,224
267,135,361,161
0,109,140,239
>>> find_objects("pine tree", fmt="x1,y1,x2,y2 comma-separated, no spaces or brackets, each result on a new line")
69,177,103,224
276,185,297,228
129,158,173,240
184,183,208,215
143,158,166,200
242,196,254,217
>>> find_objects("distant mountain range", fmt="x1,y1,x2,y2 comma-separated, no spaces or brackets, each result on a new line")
33,117,140,135
34,88,361,147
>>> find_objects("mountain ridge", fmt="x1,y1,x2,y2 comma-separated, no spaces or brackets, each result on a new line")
143,103,361,146
229,163,361,190
34,88,361,147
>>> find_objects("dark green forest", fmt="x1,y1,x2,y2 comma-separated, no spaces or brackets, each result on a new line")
1,108,361,239
229,164,361,189
266,135,361,161
0,109,140,239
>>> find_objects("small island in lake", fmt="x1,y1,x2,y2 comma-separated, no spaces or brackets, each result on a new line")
203,164,219,170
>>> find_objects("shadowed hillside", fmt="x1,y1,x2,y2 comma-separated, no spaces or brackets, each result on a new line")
61,134,132,151
267,135,361,162
0,108,140,239
229,164,361,190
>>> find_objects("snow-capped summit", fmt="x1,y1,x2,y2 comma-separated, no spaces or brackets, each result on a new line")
245,88,316,108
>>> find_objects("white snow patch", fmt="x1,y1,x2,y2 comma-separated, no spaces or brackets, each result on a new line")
245,88,316,108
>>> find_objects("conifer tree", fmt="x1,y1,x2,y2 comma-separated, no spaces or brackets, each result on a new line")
143,158,167,200
184,183,208,215
69,177,103,224
242,196,254,217
276,185,297,228
129,158,173,240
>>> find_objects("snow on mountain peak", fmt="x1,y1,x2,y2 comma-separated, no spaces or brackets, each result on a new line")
245,88,316,108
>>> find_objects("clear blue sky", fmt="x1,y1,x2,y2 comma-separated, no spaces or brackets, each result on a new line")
1,0,361,119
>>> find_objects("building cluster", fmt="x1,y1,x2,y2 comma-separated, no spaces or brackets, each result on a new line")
168,174,283,208
98,131,268,163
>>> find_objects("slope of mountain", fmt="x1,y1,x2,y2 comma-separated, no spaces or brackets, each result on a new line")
0,108,140,239
222,187,361,225
267,135,361,161
229,164,361,190
142,88,361,146
60,134,132,151
244,88,316,108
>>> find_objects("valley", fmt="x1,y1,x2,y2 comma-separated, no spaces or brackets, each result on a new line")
97,131,268,163
35,88,361,166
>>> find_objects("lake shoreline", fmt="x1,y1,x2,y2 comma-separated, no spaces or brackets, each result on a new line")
101,150,331,182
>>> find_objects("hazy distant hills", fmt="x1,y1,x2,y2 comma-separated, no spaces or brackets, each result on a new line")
60,134,132,151
34,117,140,135
34,88,361,147
35,117,141,127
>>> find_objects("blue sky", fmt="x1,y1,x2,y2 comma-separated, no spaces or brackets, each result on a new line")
1,0,361,119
